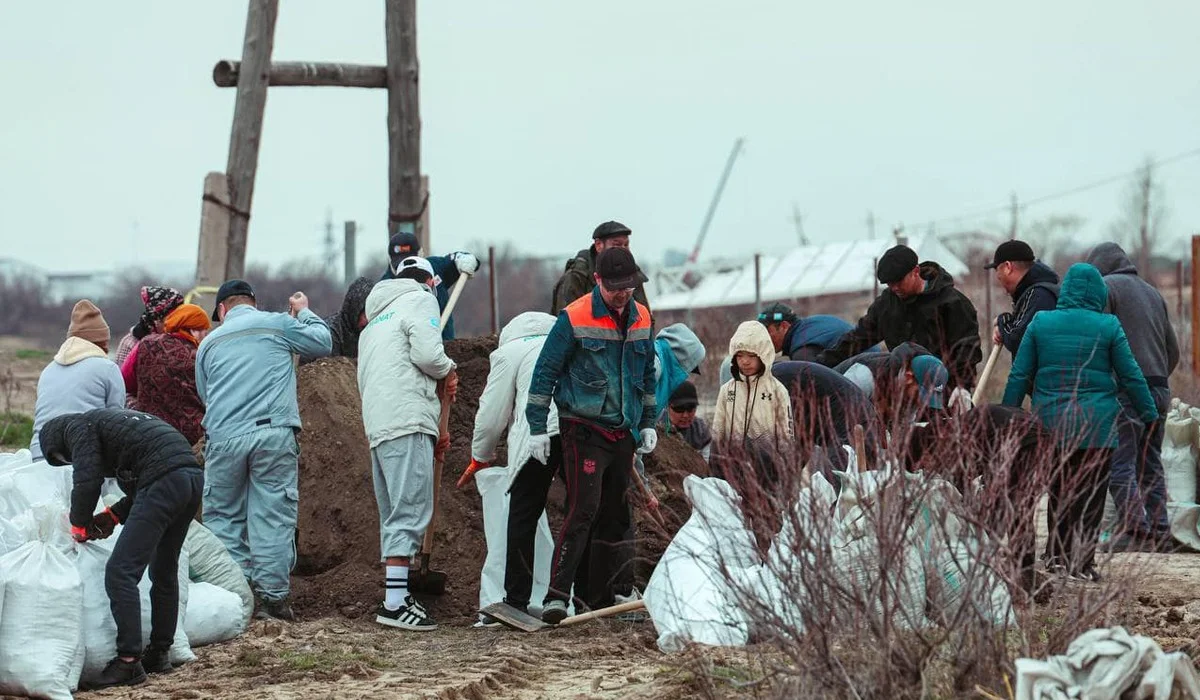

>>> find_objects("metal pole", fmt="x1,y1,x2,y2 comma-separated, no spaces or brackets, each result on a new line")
688,137,745,264
1192,236,1200,376
754,253,762,316
488,245,499,335
343,221,357,285
872,257,879,298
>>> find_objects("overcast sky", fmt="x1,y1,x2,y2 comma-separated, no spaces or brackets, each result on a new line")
1,1,1198,275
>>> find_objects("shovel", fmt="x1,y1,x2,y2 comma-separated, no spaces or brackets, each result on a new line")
480,599,647,633
409,273,471,595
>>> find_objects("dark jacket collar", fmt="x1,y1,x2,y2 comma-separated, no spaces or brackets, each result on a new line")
1012,261,1060,302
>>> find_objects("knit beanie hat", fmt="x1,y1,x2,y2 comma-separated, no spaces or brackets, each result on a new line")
68,300,110,345
164,304,212,334
140,286,184,321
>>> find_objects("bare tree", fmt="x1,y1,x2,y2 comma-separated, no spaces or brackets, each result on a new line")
1109,158,1168,274
1023,214,1085,265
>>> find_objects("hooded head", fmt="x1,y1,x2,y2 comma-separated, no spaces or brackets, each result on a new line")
39,414,79,466
727,321,775,379
1085,242,1137,276
499,311,557,346
164,303,212,345
340,277,376,331
656,324,705,375
1057,263,1108,312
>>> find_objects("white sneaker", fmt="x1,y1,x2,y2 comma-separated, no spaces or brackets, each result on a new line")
614,589,649,622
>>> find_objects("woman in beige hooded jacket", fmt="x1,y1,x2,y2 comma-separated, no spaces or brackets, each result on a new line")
712,321,794,476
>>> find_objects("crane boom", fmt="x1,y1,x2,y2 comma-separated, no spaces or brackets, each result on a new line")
688,137,745,264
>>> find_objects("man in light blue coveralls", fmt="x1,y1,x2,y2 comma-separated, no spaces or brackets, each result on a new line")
196,279,332,621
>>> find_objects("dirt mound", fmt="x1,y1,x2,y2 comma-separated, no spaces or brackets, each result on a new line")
292,338,707,624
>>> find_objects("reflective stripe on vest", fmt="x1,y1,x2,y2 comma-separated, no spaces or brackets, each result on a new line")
564,296,651,341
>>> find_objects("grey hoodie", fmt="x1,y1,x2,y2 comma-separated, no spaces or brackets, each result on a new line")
1085,242,1179,385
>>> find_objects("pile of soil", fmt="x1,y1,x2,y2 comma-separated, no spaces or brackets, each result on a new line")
291,338,707,624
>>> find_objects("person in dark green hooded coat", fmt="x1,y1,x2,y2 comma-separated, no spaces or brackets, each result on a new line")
1002,262,1158,582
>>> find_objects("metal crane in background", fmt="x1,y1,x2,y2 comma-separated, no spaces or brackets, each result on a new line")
687,137,745,264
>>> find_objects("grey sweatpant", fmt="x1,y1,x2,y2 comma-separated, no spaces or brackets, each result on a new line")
371,433,436,560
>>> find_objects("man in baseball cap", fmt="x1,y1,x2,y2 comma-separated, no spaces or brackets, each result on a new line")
551,220,652,317
986,240,1060,357
816,244,981,391
380,231,479,340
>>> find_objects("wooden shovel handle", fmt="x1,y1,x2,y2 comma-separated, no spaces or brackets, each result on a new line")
559,599,647,627
972,344,1002,406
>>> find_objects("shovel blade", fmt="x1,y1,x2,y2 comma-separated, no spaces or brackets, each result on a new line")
408,567,447,595
480,602,548,632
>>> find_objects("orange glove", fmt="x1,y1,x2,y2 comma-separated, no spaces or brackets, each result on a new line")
456,458,492,489
71,525,90,543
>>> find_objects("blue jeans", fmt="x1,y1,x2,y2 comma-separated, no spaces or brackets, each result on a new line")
1108,387,1171,537
203,426,300,601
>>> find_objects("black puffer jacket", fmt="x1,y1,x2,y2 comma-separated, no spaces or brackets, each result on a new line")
817,262,982,389
303,276,375,364
41,408,200,528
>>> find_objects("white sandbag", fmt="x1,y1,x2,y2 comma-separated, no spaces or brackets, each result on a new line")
1166,503,1200,552
75,529,195,684
0,539,84,700
645,476,756,651
184,582,245,647
832,534,929,631
185,521,253,626
1163,405,1197,503
474,465,560,619
0,461,73,520
926,539,1015,627
0,449,33,475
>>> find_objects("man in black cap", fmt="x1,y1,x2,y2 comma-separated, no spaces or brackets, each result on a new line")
816,244,982,390
196,280,331,621
551,220,651,316
985,240,1059,356
656,380,712,463
527,246,657,624
379,231,479,340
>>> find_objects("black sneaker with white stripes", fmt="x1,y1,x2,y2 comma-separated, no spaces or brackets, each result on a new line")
376,596,437,631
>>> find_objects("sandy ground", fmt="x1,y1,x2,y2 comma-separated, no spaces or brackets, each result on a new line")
75,620,690,700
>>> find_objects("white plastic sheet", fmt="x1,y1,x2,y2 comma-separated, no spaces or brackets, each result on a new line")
474,465,560,619
1015,626,1200,700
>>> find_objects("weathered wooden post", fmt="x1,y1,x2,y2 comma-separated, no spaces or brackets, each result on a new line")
193,172,233,307
753,253,762,316
488,245,499,335
385,0,423,245
223,0,279,281
1192,235,1200,376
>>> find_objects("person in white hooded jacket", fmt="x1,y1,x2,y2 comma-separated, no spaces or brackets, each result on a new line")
30,300,125,459
357,256,457,632
467,312,560,620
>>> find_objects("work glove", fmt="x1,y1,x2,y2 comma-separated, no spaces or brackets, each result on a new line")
636,428,658,455
451,251,480,275
529,434,552,465
71,525,90,543
89,508,120,540
456,458,492,489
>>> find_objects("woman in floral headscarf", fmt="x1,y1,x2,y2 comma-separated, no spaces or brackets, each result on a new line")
119,286,184,397
129,303,211,444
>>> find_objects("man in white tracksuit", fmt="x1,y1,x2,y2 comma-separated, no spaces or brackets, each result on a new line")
357,256,457,631
468,312,560,620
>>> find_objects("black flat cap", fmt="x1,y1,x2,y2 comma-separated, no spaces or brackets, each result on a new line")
876,245,919,285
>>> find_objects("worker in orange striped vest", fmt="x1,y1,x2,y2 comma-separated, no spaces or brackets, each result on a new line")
525,247,657,625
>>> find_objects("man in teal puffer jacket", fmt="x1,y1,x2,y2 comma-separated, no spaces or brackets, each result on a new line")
1002,263,1158,582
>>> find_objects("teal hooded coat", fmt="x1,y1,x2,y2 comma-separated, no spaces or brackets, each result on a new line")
1002,263,1158,448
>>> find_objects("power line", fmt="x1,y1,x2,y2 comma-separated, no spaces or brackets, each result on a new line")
916,146,1200,231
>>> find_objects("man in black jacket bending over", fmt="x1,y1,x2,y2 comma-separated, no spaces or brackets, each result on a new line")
41,408,204,690
817,244,982,391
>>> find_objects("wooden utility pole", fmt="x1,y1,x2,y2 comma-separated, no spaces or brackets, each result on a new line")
194,173,232,306
1008,192,1018,240
344,221,358,285
1137,166,1153,278
223,0,279,281
488,246,499,336
753,253,762,315
866,210,876,240
1192,235,1200,376
385,0,423,245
